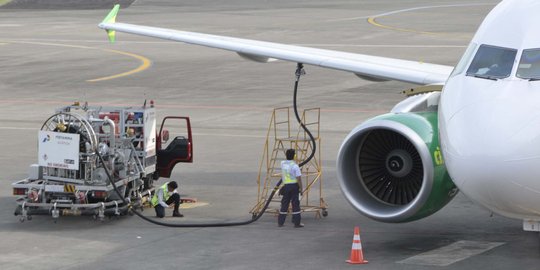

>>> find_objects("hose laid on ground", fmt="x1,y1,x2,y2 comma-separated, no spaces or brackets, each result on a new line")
100,62,316,227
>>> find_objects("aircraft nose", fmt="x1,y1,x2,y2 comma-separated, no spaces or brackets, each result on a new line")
440,96,540,217
443,99,540,161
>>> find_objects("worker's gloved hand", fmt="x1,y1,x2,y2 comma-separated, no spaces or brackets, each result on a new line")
299,193,303,201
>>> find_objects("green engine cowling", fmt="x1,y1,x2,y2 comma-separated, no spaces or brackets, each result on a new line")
336,111,457,223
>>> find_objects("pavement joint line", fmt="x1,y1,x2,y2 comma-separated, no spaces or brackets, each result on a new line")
0,127,349,141
0,40,152,82
397,240,504,266
0,127,282,138
0,99,387,113
0,127,37,130
2,38,467,48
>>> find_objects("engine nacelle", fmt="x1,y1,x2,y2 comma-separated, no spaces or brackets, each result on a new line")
337,111,457,222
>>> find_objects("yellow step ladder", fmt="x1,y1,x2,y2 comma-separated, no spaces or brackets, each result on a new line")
250,107,328,218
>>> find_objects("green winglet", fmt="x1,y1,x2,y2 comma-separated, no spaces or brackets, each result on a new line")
102,4,120,43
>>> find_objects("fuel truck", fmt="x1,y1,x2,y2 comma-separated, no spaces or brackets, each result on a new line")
12,102,193,222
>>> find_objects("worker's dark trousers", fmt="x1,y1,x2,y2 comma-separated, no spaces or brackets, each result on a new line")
278,183,301,226
154,193,180,218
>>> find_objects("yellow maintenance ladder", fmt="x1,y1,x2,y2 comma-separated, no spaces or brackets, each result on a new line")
250,107,328,218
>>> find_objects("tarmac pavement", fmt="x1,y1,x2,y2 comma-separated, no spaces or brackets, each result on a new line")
1,1,539,269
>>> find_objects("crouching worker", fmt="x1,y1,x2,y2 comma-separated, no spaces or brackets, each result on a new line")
151,181,183,218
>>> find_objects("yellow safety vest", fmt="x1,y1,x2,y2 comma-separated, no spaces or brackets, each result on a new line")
151,182,170,207
281,160,298,184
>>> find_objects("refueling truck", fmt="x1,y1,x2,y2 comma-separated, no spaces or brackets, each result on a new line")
12,102,193,222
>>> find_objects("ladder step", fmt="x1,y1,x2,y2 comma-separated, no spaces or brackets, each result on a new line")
276,138,312,142
273,147,309,153
253,107,324,216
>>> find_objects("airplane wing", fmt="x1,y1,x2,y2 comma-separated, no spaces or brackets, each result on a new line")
98,5,453,85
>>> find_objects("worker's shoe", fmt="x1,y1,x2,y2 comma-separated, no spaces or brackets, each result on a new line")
172,211,184,217
294,223,304,228
278,224,284,227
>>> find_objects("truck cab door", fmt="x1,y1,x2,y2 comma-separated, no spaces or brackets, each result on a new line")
156,116,193,178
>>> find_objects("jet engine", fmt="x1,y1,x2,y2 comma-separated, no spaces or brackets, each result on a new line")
337,111,457,222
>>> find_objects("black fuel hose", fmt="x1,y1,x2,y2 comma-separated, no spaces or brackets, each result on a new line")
98,62,317,227
97,151,280,227
293,63,316,168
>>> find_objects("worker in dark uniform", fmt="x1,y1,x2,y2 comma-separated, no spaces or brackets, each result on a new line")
278,149,304,228
151,181,183,218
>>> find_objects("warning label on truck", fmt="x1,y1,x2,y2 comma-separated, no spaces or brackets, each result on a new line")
38,131,80,170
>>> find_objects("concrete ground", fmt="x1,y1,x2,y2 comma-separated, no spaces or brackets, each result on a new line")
1,0,538,269
0,0,136,9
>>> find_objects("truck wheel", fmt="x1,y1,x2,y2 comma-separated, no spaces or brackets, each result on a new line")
143,178,154,190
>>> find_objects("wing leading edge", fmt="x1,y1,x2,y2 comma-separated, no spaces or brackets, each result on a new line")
98,5,453,85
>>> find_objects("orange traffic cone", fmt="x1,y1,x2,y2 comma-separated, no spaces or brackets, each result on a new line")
346,226,368,264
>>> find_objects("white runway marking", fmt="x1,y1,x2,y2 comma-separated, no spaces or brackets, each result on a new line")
398,240,504,266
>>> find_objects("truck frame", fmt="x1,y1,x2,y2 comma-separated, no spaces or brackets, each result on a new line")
12,102,193,222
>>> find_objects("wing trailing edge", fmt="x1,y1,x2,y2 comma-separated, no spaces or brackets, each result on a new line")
98,6,453,85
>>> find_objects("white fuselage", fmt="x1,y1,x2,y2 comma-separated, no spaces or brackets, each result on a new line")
440,0,540,220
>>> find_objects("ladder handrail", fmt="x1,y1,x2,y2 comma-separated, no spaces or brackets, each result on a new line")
251,107,325,216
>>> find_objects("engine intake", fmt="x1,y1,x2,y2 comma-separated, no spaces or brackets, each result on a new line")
337,112,456,223
359,129,423,205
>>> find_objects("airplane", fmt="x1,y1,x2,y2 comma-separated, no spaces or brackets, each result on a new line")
99,0,540,231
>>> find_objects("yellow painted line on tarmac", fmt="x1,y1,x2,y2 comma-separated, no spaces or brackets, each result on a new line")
367,16,440,36
180,202,209,209
366,3,494,36
86,49,151,82
142,201,209,209
4,40,152,82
